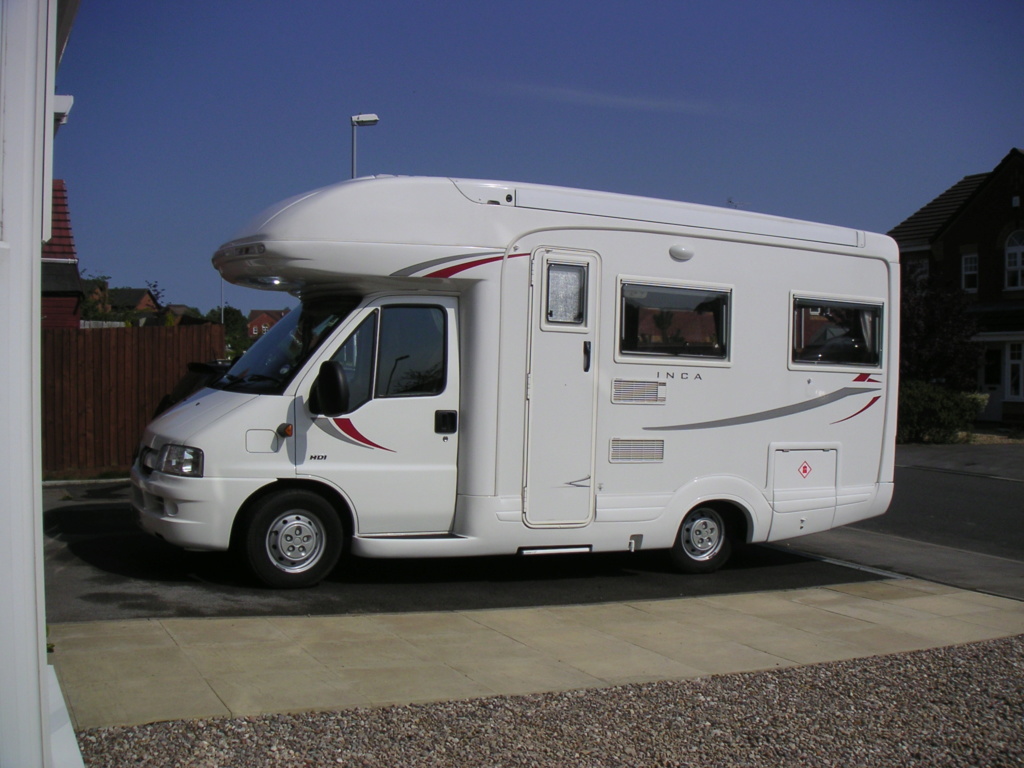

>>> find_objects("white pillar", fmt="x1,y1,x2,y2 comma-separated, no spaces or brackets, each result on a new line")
0,0,54,765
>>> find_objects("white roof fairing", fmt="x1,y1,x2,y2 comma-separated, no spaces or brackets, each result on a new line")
211,176,896,294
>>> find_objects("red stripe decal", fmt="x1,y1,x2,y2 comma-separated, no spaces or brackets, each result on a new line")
853,373,882,383
426,252,528,278
332,418,395,452
831,396,881,424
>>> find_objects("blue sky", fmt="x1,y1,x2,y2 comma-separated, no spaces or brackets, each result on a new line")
55,0,1024,315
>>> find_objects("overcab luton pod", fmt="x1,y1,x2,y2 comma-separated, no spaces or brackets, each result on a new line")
132,176,899,587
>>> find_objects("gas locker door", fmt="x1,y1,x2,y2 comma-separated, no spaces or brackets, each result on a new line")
769,447,837,541
298,297,460,534
524,249,600,526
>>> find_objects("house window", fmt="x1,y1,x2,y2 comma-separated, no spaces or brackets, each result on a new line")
1007,231,1024,289
1010,343,1023,400
619,282,730,360
962,254,978,292
792,298,882,367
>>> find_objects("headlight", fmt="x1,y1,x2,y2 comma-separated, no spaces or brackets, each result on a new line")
158,445,204,477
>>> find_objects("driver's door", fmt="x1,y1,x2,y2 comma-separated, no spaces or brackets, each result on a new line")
296,297,460,534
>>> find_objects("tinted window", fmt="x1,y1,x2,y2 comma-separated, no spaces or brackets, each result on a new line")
330,312,377,412
375,306,446,397
792,298,882,367
620,283,729,359
215,300,358,394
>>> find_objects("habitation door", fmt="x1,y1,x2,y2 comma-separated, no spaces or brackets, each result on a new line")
523,249,599,526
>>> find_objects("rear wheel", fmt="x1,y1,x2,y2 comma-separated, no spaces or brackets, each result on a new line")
670,506,732,573
242,490,344,588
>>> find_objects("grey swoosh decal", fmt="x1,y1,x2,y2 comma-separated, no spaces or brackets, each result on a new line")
391,251,503,277
644,386,881,431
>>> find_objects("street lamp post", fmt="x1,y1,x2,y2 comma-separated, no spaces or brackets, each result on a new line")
350,113,379,178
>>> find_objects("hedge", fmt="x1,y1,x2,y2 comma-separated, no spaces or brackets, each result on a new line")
897,380,988,444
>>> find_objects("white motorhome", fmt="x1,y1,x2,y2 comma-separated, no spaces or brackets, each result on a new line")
132,176,899,588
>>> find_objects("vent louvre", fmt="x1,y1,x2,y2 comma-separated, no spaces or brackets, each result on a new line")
610,439,665,463
612,379,666,404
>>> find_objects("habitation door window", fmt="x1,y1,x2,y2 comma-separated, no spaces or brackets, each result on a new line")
619,282,730,359
792,298,882,367
1007,231,1024,289
962,254,978,292
546,262,587,325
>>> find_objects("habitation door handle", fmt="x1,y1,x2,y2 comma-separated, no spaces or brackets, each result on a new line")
583,341,592,372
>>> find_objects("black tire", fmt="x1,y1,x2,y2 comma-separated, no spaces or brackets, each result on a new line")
669,505,732,574
242,489,344,588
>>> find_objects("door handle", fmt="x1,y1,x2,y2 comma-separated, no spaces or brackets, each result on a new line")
583,341,592,372
435,410,458,434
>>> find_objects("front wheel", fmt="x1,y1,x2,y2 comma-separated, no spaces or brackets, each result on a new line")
242,490,344,588
670,506,732,574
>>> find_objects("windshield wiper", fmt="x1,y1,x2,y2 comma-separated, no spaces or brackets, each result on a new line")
220,372,283,391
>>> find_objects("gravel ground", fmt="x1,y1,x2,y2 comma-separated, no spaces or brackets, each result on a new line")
78,634,1023,768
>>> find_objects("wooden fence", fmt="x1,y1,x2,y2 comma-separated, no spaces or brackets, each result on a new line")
42,325,225,478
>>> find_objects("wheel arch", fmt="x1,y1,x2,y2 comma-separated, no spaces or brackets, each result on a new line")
665,475,772,546
688,499,750,545
230,478,355,551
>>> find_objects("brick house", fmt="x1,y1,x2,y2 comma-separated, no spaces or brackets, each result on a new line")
247,308,290,339
889,148,1024,423
41,179,83,329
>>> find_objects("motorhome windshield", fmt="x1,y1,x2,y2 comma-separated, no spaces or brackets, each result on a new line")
213,300,360,395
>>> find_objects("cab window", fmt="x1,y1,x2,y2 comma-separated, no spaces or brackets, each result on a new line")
329,305,446,410
376,306,446,397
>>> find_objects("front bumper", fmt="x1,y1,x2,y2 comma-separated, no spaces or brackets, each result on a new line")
131,465,266,552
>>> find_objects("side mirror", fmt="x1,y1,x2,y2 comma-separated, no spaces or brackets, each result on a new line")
310,360,350,417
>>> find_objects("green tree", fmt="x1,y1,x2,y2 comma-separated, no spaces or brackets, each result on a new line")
898,277,985,442
900,279,981,390
205,305,252,356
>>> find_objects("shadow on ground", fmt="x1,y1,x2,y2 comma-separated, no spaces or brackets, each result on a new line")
44,485,880,623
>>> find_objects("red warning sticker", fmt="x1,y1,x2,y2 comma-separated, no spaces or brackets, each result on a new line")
798,461,812,479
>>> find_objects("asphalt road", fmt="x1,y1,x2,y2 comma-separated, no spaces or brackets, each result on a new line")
858,466,1024,560
43,460,1024,623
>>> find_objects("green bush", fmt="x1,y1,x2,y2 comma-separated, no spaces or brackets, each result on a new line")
897,380,988,443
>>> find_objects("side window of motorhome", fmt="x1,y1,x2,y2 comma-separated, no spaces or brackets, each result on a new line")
375,306,446,397
792,298,882,367
619,282,730,359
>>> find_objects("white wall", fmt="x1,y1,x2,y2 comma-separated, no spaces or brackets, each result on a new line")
1,0,57,765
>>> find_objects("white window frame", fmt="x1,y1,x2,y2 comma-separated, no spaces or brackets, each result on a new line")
789,293,885,372
614,276,733,367
1006,231,1024,290
1009,343,1023,401
961,253,978,292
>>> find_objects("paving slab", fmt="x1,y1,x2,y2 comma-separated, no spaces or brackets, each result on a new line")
48,578,1024,731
